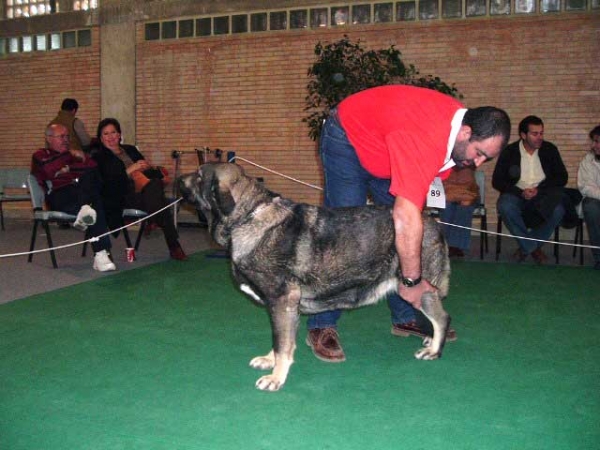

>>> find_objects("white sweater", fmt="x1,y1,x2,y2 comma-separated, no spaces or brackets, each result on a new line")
577,152,600,201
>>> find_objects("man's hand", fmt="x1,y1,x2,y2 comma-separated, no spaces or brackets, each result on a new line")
398,279,436,310
522,187,538,200
69,149,86,162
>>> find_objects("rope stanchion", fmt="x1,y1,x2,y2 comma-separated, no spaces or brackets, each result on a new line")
0,198,183,260
229,156,600,253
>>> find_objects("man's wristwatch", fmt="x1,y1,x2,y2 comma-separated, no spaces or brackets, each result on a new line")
401,275,422,287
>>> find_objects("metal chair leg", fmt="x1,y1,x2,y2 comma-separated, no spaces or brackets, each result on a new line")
42,221,58,269
28,219,39,263
495,218,503,261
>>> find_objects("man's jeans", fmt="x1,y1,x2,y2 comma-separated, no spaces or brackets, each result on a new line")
497,192,565,254
307,112,416,330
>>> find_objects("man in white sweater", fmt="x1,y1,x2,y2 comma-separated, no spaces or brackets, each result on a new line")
577,125,600,270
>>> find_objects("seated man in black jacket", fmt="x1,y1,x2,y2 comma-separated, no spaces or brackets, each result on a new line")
492,115,567,264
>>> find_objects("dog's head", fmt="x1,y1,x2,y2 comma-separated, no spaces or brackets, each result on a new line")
178,163,257,246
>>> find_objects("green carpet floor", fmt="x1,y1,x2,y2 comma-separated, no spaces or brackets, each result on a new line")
1,254,599,450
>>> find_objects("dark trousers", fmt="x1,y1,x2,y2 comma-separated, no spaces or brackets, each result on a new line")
125,179,179,248
47,170,111,253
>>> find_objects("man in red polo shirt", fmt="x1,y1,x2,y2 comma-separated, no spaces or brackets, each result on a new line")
306,85,511,362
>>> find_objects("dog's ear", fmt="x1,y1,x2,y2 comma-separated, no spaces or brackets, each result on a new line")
209,172,236,216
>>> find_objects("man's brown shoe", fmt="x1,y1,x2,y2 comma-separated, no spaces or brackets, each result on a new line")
306,328,346,363
531,248,548,265
513,248,528,263
392,320,457,342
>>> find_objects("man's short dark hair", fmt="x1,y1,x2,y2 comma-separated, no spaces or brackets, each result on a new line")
589,125,600,140
463,106,511,150
518,115,543,135
60,98,79,111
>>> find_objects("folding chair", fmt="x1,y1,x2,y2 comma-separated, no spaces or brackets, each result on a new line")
26,173,80,269
0,168,31,230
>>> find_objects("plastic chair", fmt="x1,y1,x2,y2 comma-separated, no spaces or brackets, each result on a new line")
0,168,31,230
26,173,80,268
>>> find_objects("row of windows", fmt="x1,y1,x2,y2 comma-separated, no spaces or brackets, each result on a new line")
144,0,599,40
0,29,91,55
5,0,97,19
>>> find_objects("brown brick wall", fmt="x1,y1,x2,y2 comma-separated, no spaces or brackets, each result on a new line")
135,14,600,218
0,27,101,214
1,15,599,223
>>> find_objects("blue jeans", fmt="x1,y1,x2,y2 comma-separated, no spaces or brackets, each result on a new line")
582,197,600,264
307,112,416,330
497,192,565,254
440,202,476,251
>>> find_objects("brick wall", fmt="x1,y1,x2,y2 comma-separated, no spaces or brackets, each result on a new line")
0,15,598,223
135,14,600,219
0,27,101,214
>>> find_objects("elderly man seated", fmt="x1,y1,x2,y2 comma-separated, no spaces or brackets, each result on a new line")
31,123,116,271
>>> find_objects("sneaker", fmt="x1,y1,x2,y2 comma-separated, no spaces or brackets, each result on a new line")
392,320,457,342
306,328,346,363
93,250,116,272
73,204,97,231
169,242,188,261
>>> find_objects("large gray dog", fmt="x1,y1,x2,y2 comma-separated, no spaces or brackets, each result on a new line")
179,163,451,391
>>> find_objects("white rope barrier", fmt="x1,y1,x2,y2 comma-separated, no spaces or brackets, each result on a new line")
2,158,598,260
0,198,182,259
230,155,600,252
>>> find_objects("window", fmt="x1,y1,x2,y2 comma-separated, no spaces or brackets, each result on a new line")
179,19,194,38
420,0,440,18
73,0,98,11
443,0,463,17
214,16,229,34
490,0,511,14
565,0,586,9
374,3,393,22
63,30,77,48
290,10,308,29
331,6,350,25
161,21,177,39
6,0,53,18
78,29,91,46
467,0,487,15
397,1,417,19
352,4,372,23
35,34,47,51
310,8,328,27
250,13,268,32
145,23,160,40
196,18,211,36
270,11,287,30
232,14,248,33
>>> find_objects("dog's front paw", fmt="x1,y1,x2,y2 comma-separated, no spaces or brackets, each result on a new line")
255,374,284,392
422,336,432,347
415,347,441,360
249,352,275,370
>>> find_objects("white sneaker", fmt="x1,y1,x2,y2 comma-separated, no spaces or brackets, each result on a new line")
73,204,97,231
93,250,117,272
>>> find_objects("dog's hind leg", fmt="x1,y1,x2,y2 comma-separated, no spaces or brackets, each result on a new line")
252,289,301,392
414,290,450,360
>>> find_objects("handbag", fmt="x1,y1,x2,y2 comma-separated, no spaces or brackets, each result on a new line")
131,166,169,193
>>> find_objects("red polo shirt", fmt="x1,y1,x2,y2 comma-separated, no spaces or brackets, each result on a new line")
337,85,463,209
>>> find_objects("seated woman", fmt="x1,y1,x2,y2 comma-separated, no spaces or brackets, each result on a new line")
92,118,187,260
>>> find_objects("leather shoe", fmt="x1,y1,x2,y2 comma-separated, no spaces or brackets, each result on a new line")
513,248,528,263
306,328,346,363
169,242,188,261
448,246,465,258
531,248,547,265
392,320,457,342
